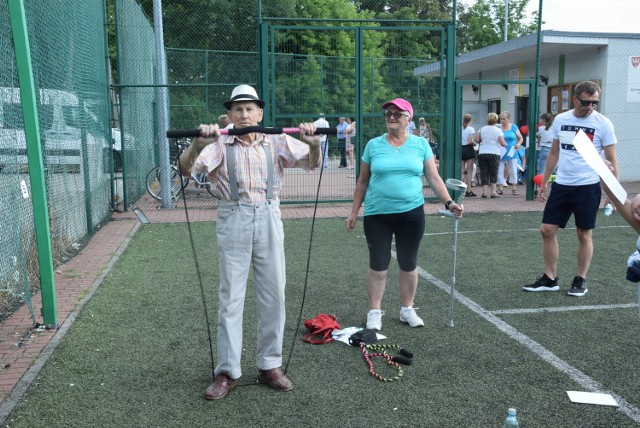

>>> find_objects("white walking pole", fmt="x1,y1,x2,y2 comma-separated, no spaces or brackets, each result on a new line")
437,179,467,327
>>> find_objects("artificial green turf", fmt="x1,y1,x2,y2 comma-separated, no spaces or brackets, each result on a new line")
4,212,640,427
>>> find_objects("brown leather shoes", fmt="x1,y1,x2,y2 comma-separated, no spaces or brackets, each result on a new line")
257,367,293,392
205,374,237,400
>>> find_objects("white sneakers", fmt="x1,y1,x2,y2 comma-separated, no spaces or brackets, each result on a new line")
366,310,384,330
366,307,424,330
399,307,424,327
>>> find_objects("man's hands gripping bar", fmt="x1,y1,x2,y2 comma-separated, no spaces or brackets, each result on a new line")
166,126,337,139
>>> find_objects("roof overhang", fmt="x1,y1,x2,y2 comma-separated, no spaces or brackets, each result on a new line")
414,31,637,78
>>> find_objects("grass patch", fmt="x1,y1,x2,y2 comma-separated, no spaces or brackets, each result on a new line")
4,212,640,427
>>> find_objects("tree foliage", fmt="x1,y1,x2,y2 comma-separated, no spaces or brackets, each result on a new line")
457,0,537,53
107,0,537,130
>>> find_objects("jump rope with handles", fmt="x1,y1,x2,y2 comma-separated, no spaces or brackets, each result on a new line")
349,329,414,382
166,125,335,387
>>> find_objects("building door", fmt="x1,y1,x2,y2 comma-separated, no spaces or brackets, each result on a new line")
515,96,528,127
488,99,501,114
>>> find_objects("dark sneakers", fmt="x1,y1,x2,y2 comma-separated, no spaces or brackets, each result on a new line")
567,276,588,297
522,273,560,292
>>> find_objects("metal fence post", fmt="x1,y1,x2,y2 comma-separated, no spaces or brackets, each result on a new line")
153,0,171,207
8,0,57,327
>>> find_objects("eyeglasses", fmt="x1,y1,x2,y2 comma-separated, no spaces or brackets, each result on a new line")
384,111,409,119
576,97,599,107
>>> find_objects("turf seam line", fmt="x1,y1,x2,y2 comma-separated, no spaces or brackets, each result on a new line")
492,303,638,314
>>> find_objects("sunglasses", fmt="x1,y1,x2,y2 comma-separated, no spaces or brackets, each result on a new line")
384,111,409,119
576,96,599,107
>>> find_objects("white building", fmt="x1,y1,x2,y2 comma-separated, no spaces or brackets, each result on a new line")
415,30,640,182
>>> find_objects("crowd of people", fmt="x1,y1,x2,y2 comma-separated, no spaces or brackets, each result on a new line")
460,110,557,199
458,99,587,199
290,114,436,171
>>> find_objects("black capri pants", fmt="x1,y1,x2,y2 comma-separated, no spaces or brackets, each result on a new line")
477,153,500,185
363,205,425,272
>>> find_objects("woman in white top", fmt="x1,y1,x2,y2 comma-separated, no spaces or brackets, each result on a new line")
536,113,553,174
474,112,507,198
461,113,477,197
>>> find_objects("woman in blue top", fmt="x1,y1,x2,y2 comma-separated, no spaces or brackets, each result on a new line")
497,111,524,195
345,98,464,331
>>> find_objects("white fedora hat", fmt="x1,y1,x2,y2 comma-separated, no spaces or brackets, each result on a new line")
223,84,264,110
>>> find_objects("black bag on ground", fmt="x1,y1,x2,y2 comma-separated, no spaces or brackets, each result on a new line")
349,328,378,346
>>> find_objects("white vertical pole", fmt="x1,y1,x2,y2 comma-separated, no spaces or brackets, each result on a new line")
153,0,172,206
504,0,509,41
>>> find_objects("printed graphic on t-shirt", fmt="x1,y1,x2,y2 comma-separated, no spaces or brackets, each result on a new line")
558,125,595,151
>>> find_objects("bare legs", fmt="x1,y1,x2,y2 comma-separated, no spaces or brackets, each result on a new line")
540,223,593,279
482,183,497,197
367,268,386,309
462,160,474,189
347,149,355,169
576,228,593,278
541,223,560,278
367,268,417,309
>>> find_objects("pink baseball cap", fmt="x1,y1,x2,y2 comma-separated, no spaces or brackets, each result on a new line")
382,98,413,118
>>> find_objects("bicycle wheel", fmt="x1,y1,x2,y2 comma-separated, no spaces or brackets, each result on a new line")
146,165,184,201
199,173,216,197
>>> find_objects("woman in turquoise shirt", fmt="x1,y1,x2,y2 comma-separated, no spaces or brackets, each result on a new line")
345,98,464,331
497,111,524,195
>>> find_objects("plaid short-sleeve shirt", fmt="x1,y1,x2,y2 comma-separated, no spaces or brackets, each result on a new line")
193,133,313,204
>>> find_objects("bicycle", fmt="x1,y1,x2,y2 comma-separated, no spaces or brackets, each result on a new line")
145,139,216,201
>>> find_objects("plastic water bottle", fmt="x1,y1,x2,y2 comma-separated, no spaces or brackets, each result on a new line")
503,408,519,427
604,203,614,217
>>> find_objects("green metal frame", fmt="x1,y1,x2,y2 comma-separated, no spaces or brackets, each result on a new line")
8,0,57,327
454,79,538,200
261,23,448,204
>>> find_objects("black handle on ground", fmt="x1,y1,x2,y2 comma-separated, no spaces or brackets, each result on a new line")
166,126,337,139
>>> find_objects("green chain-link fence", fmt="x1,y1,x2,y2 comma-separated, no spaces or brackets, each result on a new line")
113,0,159,210
156,19,449,204
0,0,112,322
263,22,445,202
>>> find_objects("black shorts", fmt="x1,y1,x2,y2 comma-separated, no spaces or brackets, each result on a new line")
542,182,601,229
462,145,476,161
363,205,425,272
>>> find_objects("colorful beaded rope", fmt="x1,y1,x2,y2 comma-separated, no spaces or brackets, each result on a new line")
359,343,403,382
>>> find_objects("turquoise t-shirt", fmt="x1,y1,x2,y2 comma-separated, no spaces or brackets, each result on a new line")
362,134,433,215
501,124,519,160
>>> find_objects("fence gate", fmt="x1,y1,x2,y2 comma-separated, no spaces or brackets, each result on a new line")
262,21,449,203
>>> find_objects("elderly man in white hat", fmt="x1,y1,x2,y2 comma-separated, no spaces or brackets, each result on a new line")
178,84,321,400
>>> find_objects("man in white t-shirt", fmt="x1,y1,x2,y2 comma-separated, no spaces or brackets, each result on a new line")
523,81,619,297
314,115,330,168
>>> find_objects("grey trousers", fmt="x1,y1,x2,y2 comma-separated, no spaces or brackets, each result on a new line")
214,200,286,380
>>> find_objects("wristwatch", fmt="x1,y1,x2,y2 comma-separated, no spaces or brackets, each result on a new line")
444,200,454,210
